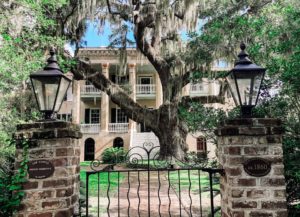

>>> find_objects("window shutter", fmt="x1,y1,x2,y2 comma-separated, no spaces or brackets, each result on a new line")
85,109,90,123
111,108,116,123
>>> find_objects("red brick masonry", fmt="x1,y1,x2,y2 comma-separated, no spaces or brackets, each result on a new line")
216,118,288,217
14,121,82,217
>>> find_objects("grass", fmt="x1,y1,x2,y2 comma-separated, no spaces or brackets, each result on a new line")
168,170,221,201
80,161,93,167
80,160,125,197
80,170,125,197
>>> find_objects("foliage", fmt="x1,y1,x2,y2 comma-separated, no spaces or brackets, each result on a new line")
179,102,226,144
254,95,300,213
101,147,128,164
0,139,29,216
187,1,300,213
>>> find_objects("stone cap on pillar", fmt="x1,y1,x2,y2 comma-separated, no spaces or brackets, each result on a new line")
14,121,82,140
215,118,284,136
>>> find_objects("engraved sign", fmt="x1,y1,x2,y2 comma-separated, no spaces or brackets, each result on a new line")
28,160,54,179
243,158,271,177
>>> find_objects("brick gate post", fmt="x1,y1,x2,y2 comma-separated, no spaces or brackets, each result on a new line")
14,121,82,217
216,118,288,217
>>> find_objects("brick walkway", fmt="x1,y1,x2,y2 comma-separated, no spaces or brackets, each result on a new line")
87,170,220,217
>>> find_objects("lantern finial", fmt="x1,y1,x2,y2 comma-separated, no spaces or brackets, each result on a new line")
44,47,61,71
49,47,56,56
236,42,251,65
240,42,246,51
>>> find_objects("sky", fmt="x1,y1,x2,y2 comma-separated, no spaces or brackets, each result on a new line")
83,22,114,47
73,20,228,67
81,21,192,47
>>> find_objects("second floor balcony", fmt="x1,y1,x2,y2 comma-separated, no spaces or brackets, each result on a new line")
80,123,100,134
81,85,101,98
136,84,156,99
189,80,220,97
108,123,129,133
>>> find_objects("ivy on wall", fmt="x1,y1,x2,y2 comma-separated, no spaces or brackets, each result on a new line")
0,139,29,216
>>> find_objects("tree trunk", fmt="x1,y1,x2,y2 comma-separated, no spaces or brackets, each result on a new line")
152,103,188,160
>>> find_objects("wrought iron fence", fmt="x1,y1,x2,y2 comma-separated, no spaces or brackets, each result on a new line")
83,142,224,217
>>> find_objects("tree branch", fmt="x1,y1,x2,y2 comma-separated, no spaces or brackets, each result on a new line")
181,95,225,106
134,21,172,100
71,59,155,125
106,0,131,21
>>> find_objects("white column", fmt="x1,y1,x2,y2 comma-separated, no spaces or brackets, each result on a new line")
128,63,136,132
155,73,163,107
72,80,80,124
101,63,109,132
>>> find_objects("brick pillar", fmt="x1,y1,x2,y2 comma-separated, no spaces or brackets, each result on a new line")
14,121,82,217
216,118,288,217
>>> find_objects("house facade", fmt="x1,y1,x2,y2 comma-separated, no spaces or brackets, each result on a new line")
59,48,233,162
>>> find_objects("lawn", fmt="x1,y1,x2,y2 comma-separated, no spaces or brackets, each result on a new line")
80,161,125,197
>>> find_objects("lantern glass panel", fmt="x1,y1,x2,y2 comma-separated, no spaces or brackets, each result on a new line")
235,72,263,106
54,76,70,111
31,76,60,111
226,73,239,106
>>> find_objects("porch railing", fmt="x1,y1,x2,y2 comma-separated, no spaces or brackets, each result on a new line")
80,124,100,134
108,123,129,133
80,85,101,95
136,84,156,95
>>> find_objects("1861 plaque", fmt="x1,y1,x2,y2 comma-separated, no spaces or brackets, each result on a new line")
243,158,271,177
28,160,54,179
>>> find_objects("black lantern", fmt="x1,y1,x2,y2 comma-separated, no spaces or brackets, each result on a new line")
30,48,71,120
227,43,266,117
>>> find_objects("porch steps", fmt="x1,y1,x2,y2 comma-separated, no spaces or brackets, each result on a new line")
129,132,160,159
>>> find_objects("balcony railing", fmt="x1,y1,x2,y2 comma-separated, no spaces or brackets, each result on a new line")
189,83,209,96
108,123,129,133
136,84,156,95
81,85,101,96
80,124,100,134
111,84,132,95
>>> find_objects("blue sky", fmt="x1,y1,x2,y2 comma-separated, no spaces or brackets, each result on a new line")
82,22,194,47
77,21,228,67
82,22,113,47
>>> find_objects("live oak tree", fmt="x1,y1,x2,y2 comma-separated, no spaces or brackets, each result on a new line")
61,0,275,160
70,0,226,160
0,0,276,161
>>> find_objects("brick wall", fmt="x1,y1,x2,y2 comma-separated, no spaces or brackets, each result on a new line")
216,118,288,217
14,121,82,217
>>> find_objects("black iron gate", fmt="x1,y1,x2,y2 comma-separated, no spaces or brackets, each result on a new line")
83,143,224,217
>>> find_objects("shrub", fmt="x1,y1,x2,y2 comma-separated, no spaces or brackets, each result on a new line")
0,139,28,216
101,147,127,164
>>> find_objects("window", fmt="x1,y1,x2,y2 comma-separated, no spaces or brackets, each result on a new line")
191,83,204,92
84,138,95,161
113,137,124,148
57,113,72,122
111,108,128,123
91,109,100,123
197,137,207,152
138,76,153,85
110,74,129,84
84,108,100,124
